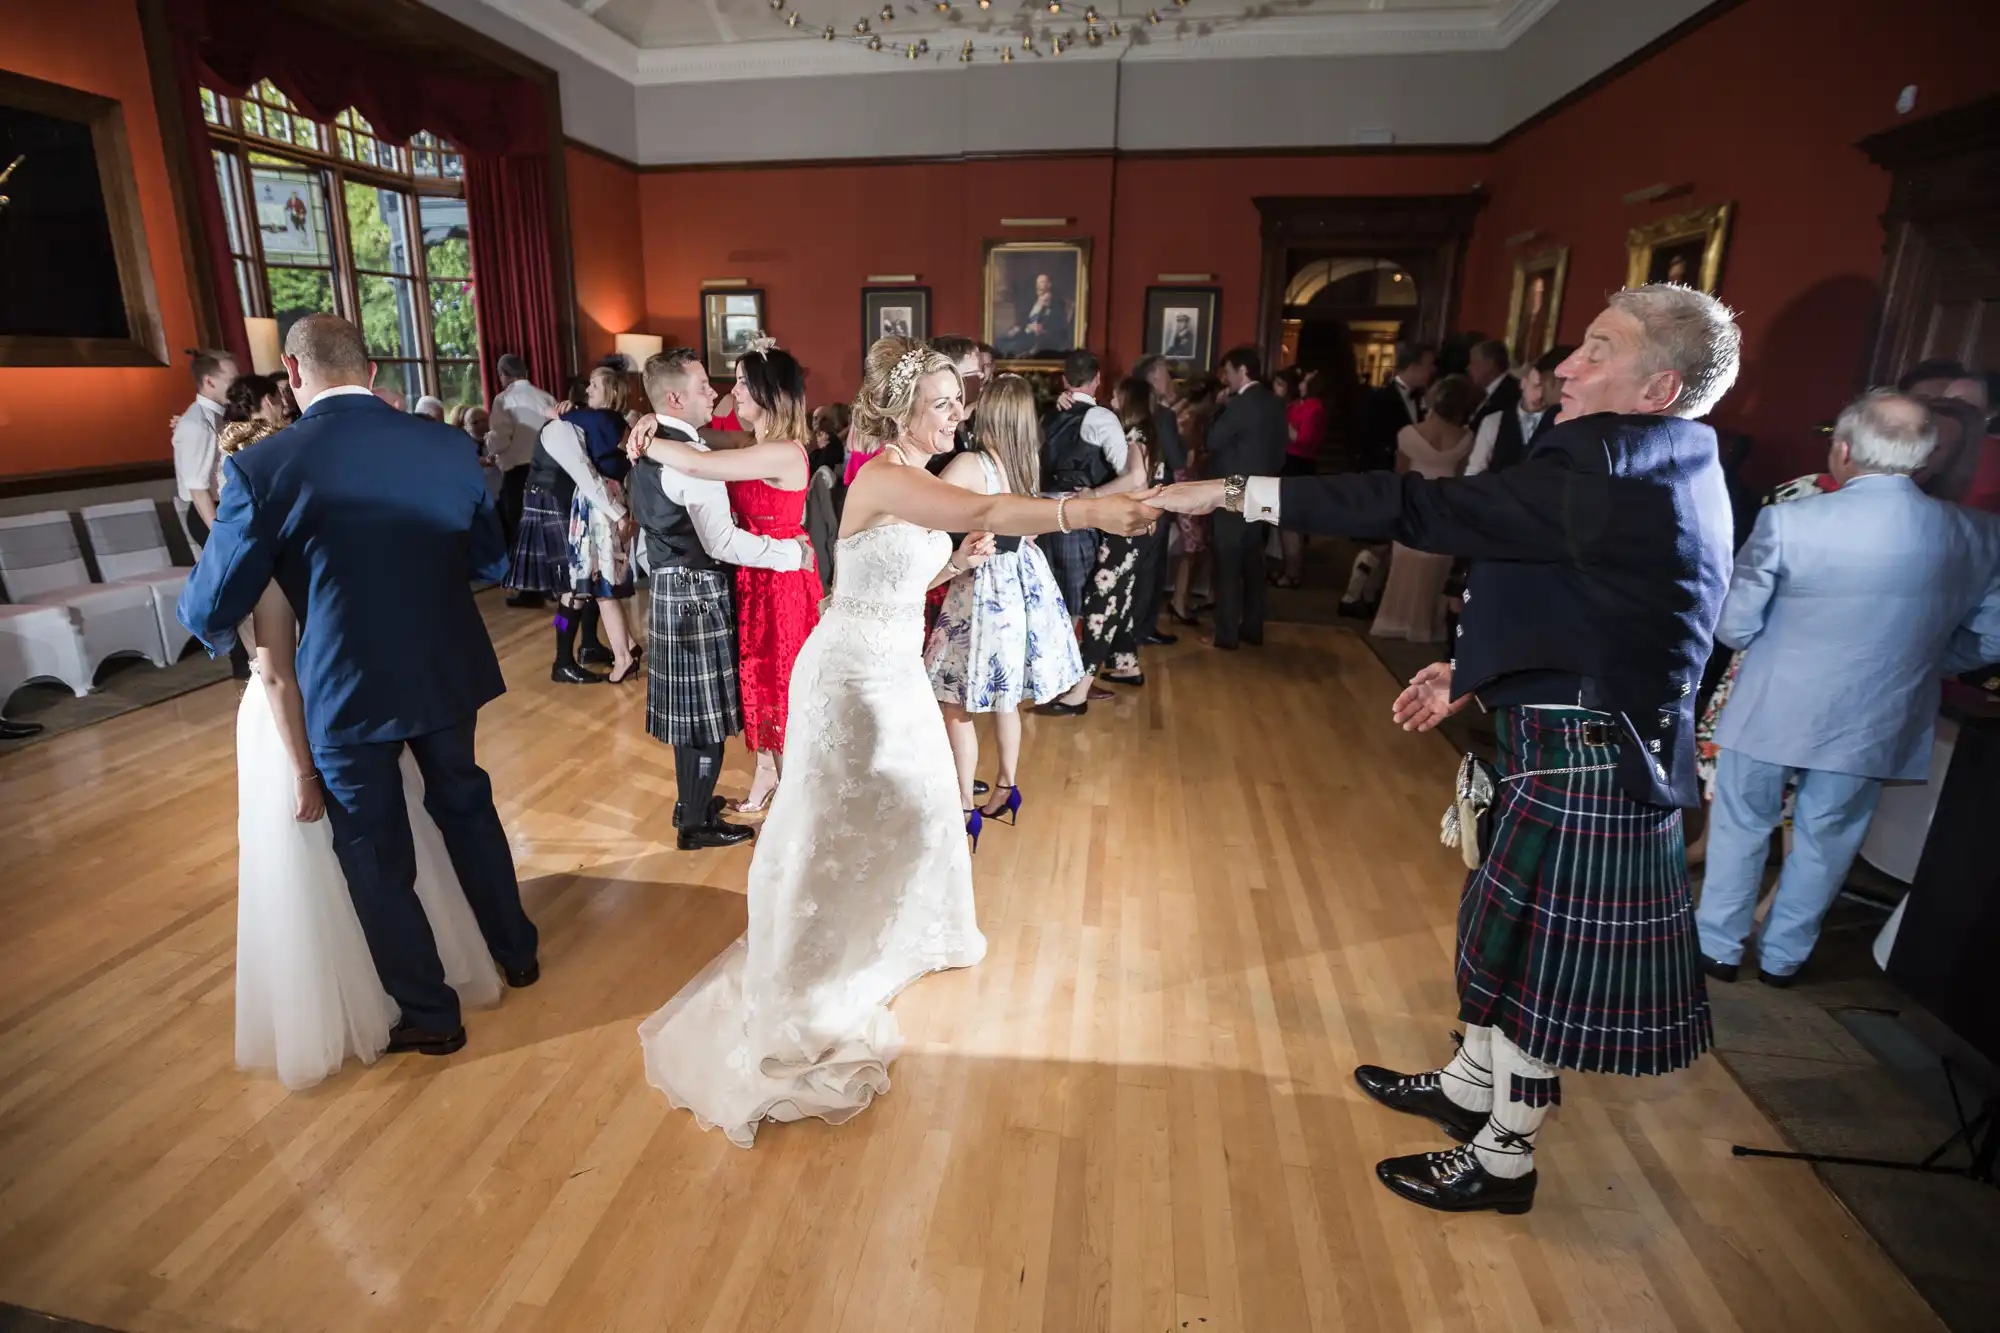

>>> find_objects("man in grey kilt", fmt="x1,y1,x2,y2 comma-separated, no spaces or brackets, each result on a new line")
1149,285,1742,1214
628,350,813,851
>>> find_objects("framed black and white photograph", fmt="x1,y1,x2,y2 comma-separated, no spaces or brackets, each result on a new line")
701,287,766,379
0,69,167,367
861,285,930,354
983,239,1089,371
1142,285,1220,376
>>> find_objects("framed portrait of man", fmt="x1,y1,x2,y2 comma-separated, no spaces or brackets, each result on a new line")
1141,285,1220,376
861,286,931,356
1504,246,1569,359
1625,202,1732,295
982,239,1089,371
700,287,766,379
0,68,167,367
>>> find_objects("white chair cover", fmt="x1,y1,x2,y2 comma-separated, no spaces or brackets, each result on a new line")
0,603,93,701
79,500,194,659
0,511,166,682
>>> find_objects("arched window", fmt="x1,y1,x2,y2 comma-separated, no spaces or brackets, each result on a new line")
201,85,479,409
1283,258,1417,309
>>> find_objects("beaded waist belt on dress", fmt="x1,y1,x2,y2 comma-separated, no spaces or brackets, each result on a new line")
822,593,923,624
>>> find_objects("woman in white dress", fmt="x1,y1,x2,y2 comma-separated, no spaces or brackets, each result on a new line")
226,421,502,1091
639,337,1158,1147
1370,373,1478,642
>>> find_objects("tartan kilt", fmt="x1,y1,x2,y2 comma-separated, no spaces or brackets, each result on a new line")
645,568,743,748
1455,707,1711,1077
1040,525,1097,616
505,485,571,595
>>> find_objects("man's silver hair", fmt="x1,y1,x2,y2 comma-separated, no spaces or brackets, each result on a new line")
1833,388,1936,475
1606,283,1742,419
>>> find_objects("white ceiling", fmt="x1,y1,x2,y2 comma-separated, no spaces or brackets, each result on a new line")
462,0,1558,84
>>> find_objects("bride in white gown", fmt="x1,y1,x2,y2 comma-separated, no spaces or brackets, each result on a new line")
226,422,500,1092
639,339,1159,1146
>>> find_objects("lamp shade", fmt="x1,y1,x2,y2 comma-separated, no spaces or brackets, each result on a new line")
244,317,282,375
615,333,663,366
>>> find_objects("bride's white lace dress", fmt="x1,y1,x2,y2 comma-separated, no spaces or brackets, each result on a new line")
235,671,501,1091
639,521,987,1147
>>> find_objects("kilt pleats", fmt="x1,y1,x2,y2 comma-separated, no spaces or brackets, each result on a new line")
646,568,742,748
1455,707,1711,1077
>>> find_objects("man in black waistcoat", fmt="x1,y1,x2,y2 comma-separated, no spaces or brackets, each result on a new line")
1147,285,1742,1215
1039,350,1126,619
629,350,815,850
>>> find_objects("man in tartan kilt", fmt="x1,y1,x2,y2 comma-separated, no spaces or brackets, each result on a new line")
1147,285,1743,1214
628,350,815,851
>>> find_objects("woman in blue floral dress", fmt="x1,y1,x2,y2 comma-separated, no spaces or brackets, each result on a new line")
925,375,1084,824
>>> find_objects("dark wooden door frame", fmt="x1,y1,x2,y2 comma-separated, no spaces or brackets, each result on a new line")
1253,193,1489,364
1857,94,2000,387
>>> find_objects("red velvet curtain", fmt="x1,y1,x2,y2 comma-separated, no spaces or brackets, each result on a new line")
464,154,563,402
166,14,250,369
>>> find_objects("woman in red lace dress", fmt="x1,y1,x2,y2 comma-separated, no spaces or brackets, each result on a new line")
638,342,819,813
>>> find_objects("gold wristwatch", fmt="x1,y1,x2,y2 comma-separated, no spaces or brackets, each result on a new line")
1222,475,1248,514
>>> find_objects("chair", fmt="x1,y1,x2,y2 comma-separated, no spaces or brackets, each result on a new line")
805,465,838,595
79,499,194,659
0,603,94,703
0,512,166,686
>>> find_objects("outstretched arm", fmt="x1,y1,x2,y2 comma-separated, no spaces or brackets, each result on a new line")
176,454,274,658
632,416,806,485
847,454,1157,539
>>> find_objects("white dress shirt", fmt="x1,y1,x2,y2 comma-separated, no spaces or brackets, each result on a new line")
538,419,626,520
1070,391,1128,476
1393,376,1423,425
1465,405,1548,477
172,395,227,503
489,378,558,472
652,414,804,572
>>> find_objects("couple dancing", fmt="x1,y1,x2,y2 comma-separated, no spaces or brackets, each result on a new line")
179,315,538,1091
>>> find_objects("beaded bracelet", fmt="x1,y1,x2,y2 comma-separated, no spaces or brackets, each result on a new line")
1055,495,1071,534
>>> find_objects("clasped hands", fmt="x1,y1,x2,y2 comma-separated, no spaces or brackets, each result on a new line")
1130,479,1229,516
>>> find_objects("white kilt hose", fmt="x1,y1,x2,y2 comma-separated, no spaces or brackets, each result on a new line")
646,569,743,748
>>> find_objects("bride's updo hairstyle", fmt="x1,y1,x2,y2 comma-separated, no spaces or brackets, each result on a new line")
852,335,959,444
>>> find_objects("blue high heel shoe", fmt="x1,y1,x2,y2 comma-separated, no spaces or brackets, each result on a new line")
982,783,1023,826
964,807,983,852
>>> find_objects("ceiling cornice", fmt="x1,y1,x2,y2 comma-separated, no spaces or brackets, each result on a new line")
461,0,1559,88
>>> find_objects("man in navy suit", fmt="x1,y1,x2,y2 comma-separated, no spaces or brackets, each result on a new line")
1148,285,1743,1216
179,315,538,1056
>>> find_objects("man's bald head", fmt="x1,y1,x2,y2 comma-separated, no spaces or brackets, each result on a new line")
282,314,371,407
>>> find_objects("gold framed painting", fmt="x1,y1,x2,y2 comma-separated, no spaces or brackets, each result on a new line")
1504,246,1569,360
982,238,1089,371
1626,202,1732,294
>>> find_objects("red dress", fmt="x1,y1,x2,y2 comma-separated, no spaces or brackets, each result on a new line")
728,453,821,754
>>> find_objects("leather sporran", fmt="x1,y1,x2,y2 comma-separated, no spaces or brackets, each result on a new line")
1439,752,1498,870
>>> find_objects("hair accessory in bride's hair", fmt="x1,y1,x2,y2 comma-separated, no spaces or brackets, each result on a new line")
886,345,927,398
741,331,778,359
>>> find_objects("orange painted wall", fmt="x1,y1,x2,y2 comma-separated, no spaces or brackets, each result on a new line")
0,0,203,478
1461,0,2000,486
565,144,646,367
627,151,1488,405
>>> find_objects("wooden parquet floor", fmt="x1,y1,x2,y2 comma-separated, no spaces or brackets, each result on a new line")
0,598,1940,1333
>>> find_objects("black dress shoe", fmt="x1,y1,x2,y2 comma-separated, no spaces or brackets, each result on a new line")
1336,600,1378,620
973,779,990,797
1354,1064,1490,1143
1759,967,1797,989
506,592,546,609
1042,700,1089,717
0,718,45,741
386,1023,467,1056
1103,672,1145,687
1377,1144,1536,1215
551,663,607,685
1140,632,1178,647
678,820,755,850
1701,954,1739,983
503,959,540,989
577,644,615,667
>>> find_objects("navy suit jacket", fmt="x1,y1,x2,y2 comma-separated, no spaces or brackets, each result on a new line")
1277,412,1733,806
177,392,509,748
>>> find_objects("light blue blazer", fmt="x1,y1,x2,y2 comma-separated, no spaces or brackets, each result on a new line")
1714,473,2000,780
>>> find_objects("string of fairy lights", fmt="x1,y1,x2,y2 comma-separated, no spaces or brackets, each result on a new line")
762,0,1307,65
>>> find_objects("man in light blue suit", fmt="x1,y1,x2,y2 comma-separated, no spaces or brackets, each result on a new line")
1697,390,2000,984
178,315,538,1054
